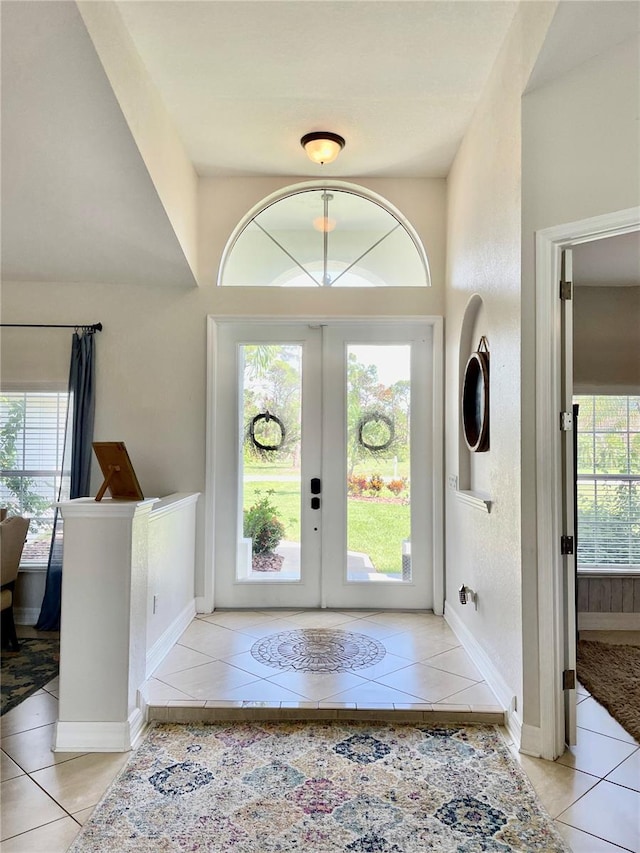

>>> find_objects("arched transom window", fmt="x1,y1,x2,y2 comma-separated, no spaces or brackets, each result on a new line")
218,183,430,288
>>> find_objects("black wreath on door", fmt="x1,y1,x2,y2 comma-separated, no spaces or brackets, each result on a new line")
461,336,490,452
357,411,395,454
248,410,286,453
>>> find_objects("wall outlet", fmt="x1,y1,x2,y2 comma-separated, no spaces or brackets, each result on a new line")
153,595,159,615
448,474,458,490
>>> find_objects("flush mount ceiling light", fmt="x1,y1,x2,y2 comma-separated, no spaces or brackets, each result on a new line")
301,131,345,165
312,215,337,233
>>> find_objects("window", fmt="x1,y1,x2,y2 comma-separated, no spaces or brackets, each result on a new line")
575,395,640,572
219,183,430,288
0,391,69,567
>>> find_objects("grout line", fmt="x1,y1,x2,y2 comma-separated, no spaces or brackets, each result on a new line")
601,744,640,788
576,722,639,747
554,778,617,820
555,817,636,853
2,813,83,846
4,769,80,829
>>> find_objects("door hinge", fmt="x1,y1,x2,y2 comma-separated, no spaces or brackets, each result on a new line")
563,669,576,690
560,411,573,431
561,535,574,555
560,279,572,300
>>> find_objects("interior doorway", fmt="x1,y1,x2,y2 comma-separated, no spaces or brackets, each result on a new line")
535,207,640,759
209,318,443,611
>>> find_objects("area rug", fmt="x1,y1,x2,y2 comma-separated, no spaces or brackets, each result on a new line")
69,721,569,852
1,637,59,715
577,639,640,743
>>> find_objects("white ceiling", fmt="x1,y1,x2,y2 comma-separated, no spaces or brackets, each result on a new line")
114,0,519,178
1,0,638,287
526,0,640,92
573,231,640,288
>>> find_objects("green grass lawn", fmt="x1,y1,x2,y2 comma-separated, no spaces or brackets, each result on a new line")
347,499,409,573
243,480,408,573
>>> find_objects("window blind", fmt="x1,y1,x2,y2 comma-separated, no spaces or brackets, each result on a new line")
575,395,640,571
0,391,69,565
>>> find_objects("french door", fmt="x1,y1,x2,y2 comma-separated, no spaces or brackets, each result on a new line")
213,320,436,609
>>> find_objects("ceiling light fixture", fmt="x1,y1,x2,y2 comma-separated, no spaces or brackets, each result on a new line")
301,131,345,165
313,216,337,233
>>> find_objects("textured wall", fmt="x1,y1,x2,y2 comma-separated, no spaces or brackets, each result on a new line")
445,3,556,722
573,286,640,392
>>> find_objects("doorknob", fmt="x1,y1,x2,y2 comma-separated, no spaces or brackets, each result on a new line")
310,477,321,495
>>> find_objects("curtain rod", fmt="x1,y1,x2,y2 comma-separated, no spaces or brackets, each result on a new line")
0,322,102,332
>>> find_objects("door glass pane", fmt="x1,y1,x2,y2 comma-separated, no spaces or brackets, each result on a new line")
238,344,302,581
346,345,411,583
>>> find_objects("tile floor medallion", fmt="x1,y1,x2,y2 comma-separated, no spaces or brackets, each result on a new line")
250,629,387,673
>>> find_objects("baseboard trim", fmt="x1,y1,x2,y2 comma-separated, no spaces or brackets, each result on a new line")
507,709,524,751
15,607,40,626
53,708,145,753
195,595,213,614
578,612,640,631
146,599,196,679
444,603,519,743
520,723,543,757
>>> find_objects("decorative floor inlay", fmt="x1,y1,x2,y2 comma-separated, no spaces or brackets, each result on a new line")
250,629,386,672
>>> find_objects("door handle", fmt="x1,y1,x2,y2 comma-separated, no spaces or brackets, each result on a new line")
311,497,320,510
310,477,321,495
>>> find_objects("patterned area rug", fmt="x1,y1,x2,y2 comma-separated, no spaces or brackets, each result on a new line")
70,722,569,852
1,637,59,715
577,639,640,743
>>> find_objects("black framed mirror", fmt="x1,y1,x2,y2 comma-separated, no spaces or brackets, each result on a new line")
462,338,490,453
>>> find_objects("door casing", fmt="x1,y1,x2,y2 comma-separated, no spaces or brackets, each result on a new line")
534,207,640,760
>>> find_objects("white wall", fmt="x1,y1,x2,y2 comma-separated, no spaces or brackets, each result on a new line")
573,286,640,392
445,2,556,723
0,176,445,611
146,494,198,676
521,34,640,731
77,0,199,282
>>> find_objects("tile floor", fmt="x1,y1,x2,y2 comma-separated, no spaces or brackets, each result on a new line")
143,609,504,714
1,613,638,852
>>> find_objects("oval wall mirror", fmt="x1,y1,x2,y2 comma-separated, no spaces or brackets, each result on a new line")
462,339,490,452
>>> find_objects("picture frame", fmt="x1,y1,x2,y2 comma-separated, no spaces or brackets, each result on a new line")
92,442,144,501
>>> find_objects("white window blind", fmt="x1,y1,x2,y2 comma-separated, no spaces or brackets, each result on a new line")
575,395,640,571
0,391,69,566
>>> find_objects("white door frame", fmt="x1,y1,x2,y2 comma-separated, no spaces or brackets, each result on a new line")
201,314,444,614
535,206,640,760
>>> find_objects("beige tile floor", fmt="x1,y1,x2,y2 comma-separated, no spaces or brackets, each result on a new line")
143,610,504,712
1,615,638,852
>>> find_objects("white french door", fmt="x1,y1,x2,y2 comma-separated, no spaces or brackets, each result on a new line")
213,320,436,609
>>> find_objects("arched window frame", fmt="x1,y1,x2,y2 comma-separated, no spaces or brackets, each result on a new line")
217,180,431,288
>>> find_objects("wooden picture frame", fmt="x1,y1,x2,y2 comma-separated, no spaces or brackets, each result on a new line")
92,442,144,501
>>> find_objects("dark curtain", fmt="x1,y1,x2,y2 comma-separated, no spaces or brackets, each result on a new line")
36,331,96,631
